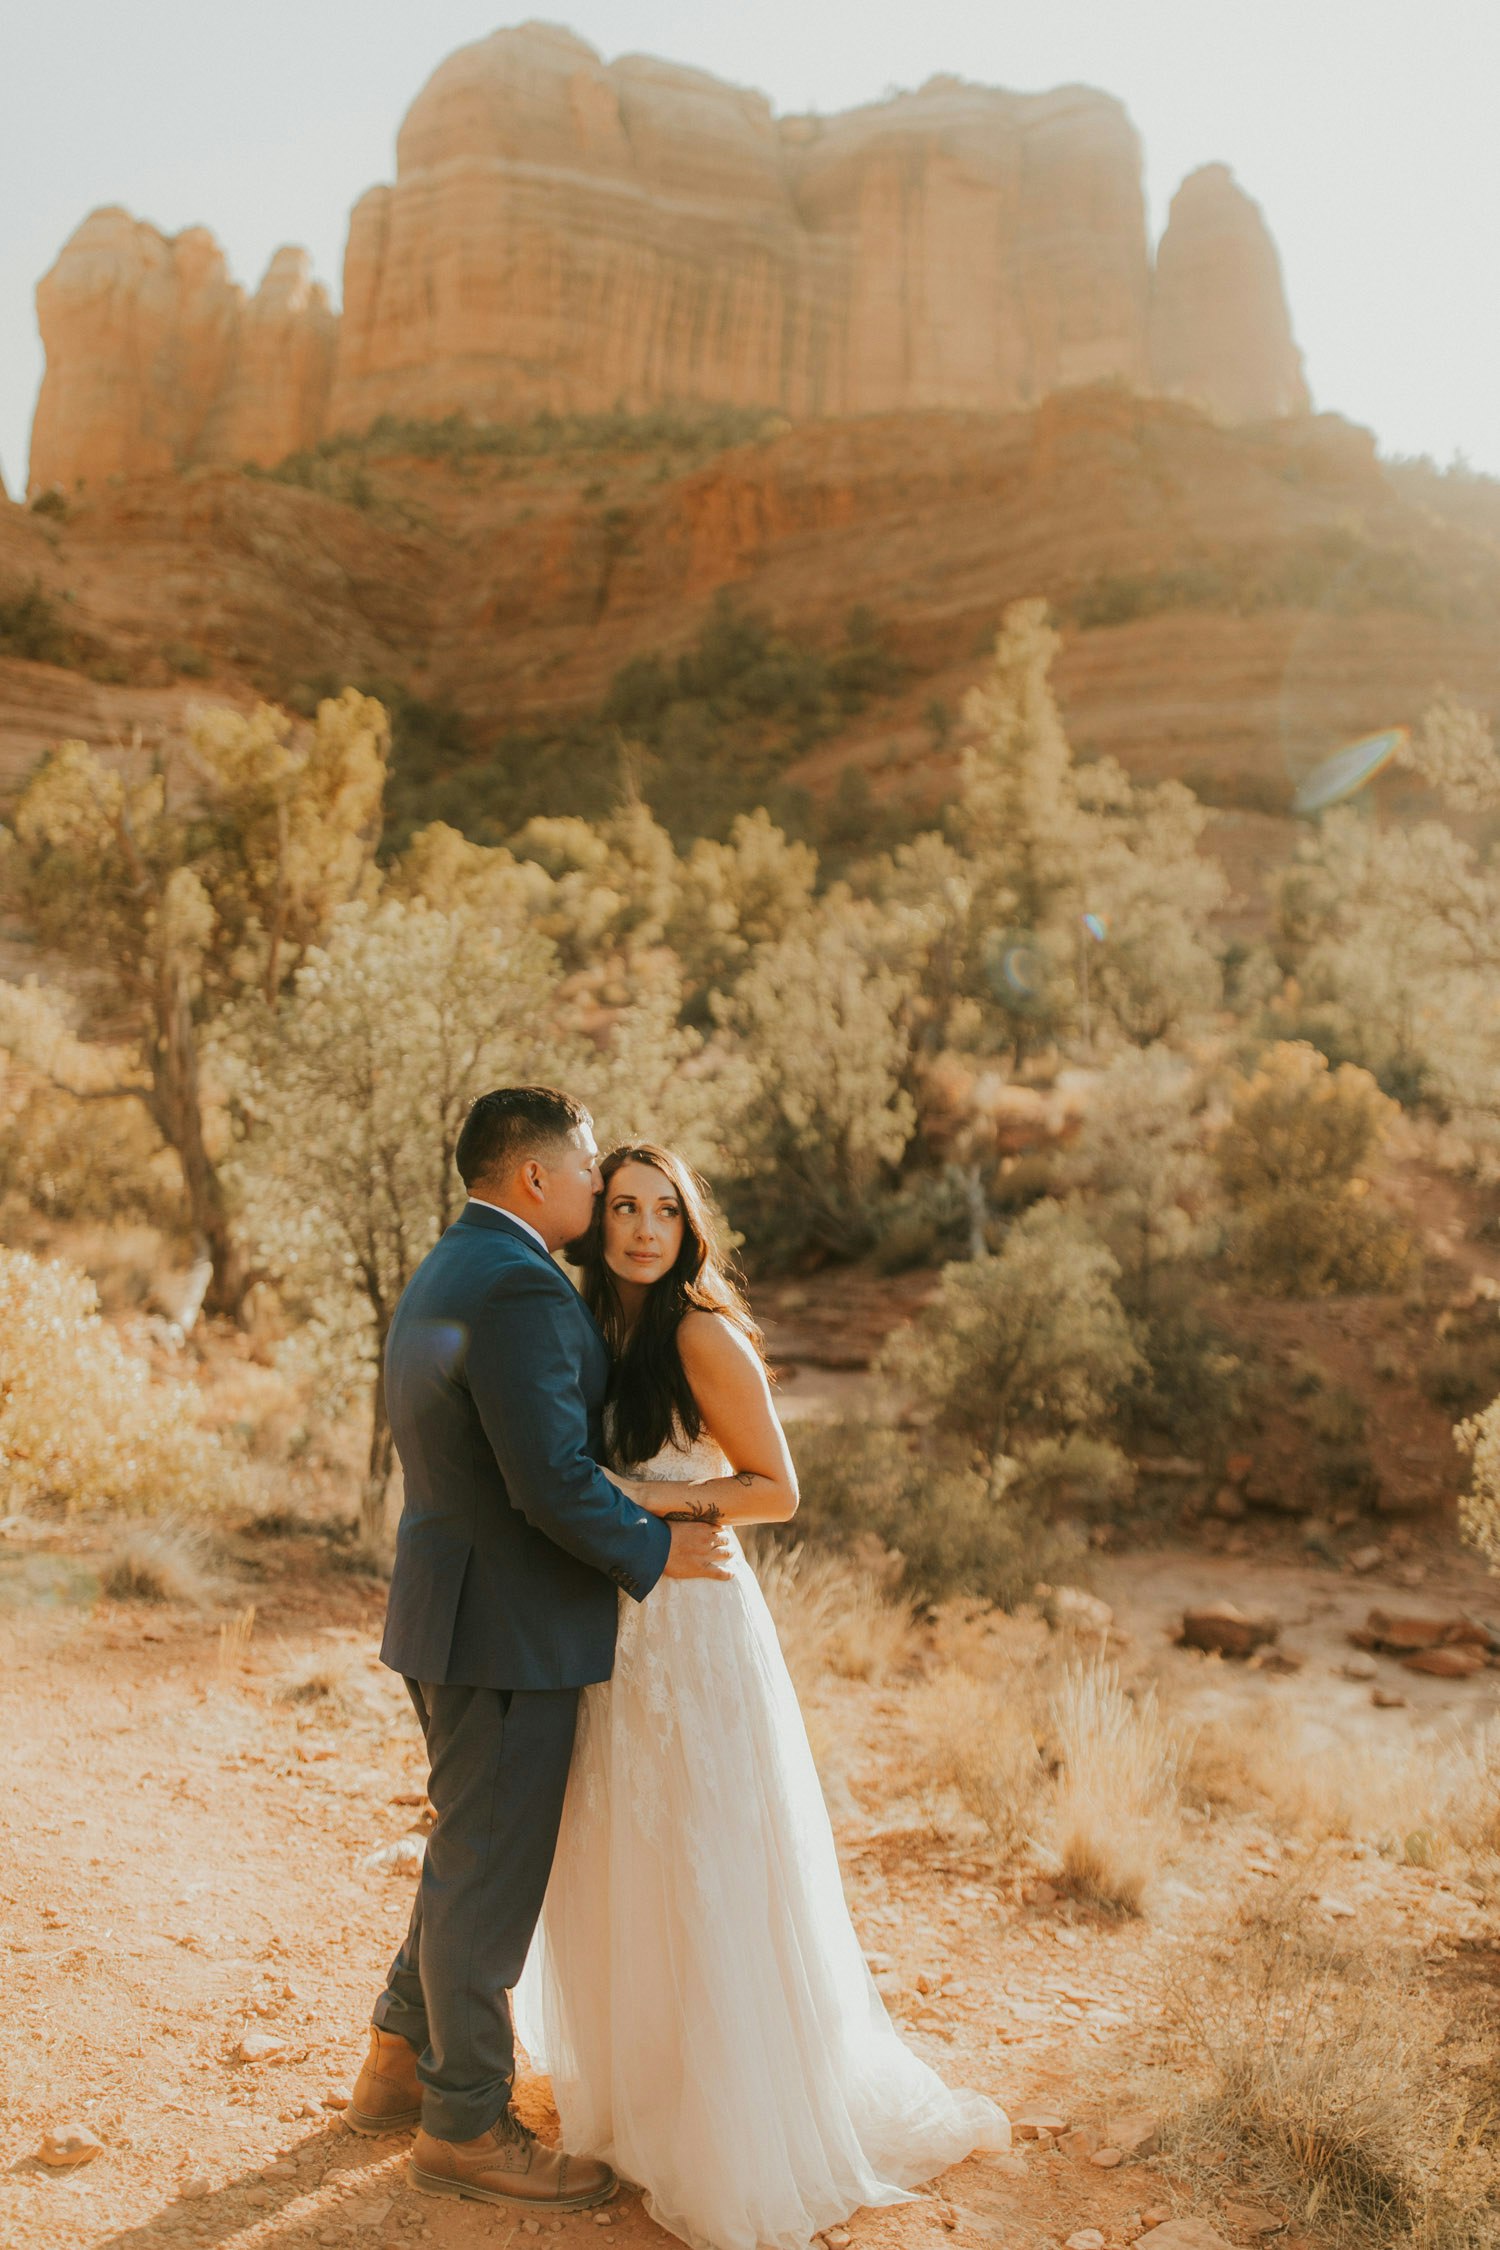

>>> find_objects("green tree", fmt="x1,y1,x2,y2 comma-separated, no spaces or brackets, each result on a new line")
218,896,560,1538
720,893,916,1257
0,693,387,1312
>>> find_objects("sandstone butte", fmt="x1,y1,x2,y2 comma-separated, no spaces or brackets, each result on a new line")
28,22,1308,496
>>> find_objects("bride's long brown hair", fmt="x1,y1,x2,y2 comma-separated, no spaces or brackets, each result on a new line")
568,1142,763,1468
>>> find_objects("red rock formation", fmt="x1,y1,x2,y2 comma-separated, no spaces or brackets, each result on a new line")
27,30,1311,493
206,248,337,467
1149,164,1310,424
30,220,333,492
30,209,242,490
332,27,1152,429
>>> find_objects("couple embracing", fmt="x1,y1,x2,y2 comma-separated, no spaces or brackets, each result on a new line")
346,1086,1008,2250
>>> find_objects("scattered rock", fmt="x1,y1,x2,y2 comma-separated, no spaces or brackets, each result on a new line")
824,2232,851,2249
347,2193,393,2227
1372,1686,1407,1708
36,2125,103,2168
1137,2224,1233,2249
245,2187,274,2208
1402,1646,1487,1678
1348,1544,1384,1573
180,2174,213,2200
1107,2111,1161,2159
1180,1602,1279,1658
362,1836,426,1874
1212,1487,1245,1521
1141,2214,1172,2231
1248,1645,1304,1674
323,2087,352,2110
235,2032,288,2064
985,2153,1027,2180
1091,2146,1124,2168
1051,1586,1114,1636
1065,2233,1106,2250
1341,1654,1378,1680
1362,1608,1492,1654
1220,2202,1287,2236
1058,2126,1101,2160
1319,1897,1356,1918
1225,1453,1254,1483
1013,2109,1068,2139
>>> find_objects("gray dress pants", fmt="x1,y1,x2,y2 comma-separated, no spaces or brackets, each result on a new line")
372,1678,580,2142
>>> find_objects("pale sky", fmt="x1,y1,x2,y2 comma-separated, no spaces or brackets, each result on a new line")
4,1,1497,495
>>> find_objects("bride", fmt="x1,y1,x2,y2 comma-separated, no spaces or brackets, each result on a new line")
515,1142,1009,2250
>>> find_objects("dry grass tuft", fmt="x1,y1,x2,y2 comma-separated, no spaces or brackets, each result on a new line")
902,1665,1045,1856
271,1639,366,1717
1170,1908,1499,2248
1051,1657,1180,1914
1181,1701,1500,1875
101,1522,214,1604
751,1539,914,1694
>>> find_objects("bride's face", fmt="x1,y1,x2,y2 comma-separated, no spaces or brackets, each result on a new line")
603,1161,686,1291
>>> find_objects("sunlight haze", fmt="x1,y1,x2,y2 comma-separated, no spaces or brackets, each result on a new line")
4,0,1496,492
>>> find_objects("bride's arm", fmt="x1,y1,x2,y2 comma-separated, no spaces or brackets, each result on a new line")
630,1311,799,1528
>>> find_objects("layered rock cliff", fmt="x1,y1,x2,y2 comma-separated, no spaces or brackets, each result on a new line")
27,23,1309,494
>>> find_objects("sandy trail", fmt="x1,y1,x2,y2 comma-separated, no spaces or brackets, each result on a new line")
2,1526,1494,2250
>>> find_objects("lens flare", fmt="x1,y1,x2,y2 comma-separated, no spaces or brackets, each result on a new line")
1291,727,1409,818
1081,913,1107,943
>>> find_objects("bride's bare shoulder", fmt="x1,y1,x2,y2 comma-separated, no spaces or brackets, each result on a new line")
677,1309,763,1385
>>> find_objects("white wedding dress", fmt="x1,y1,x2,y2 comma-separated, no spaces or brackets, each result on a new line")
514,1430,1009,2250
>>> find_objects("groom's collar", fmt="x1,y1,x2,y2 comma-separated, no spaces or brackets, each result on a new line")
459,1198,551,1256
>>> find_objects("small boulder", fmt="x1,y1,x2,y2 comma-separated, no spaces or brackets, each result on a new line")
1348,1544,1384,1573
1181,1602,1279,1659
1107,2110,1161,2159
180,2174,213,2200
1372,1686,1408,1708
1065,2233,1106,2250
1090,2146,1124,2168
36,2125,103,2168
1058,2126,1100,2160
1211,1487,1245,1521
1341,1654,1378,1680
1402,1646,1487,1678
1137,2224,1233,2249
235,2032,287,2065
1013,2108,1068,2139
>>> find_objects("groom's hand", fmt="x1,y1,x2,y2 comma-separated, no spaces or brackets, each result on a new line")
663,1520,736,1581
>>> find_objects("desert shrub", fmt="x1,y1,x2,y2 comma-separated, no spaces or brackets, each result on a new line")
102,1522,214,1604
865,1167,973,1273
1215,1043,1413,1295
1049,1658,1179,1914
786,1418,1073,1606
883,1201,1141,1456
0,577,84,665
0,1077,183,1229
1458,1393,1500,1574
1170,1913,1498,2248
0,1247,247,1515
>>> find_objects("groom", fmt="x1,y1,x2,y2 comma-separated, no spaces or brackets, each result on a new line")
346,1085,734,2211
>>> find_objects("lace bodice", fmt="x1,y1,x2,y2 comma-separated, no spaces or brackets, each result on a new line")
627,1428,729,1485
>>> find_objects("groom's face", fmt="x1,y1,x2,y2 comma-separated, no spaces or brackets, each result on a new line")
543,1122,604,1244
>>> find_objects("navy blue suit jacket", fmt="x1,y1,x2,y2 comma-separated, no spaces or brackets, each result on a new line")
379,1202,671,1691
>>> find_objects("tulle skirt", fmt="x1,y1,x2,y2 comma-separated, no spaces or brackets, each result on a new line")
514,1537,1008,2250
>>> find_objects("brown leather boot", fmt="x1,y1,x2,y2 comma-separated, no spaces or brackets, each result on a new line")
345,2026,423,2135
408,2113,615,2210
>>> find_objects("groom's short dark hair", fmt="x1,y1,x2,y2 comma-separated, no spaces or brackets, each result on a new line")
456,1086,591,1190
